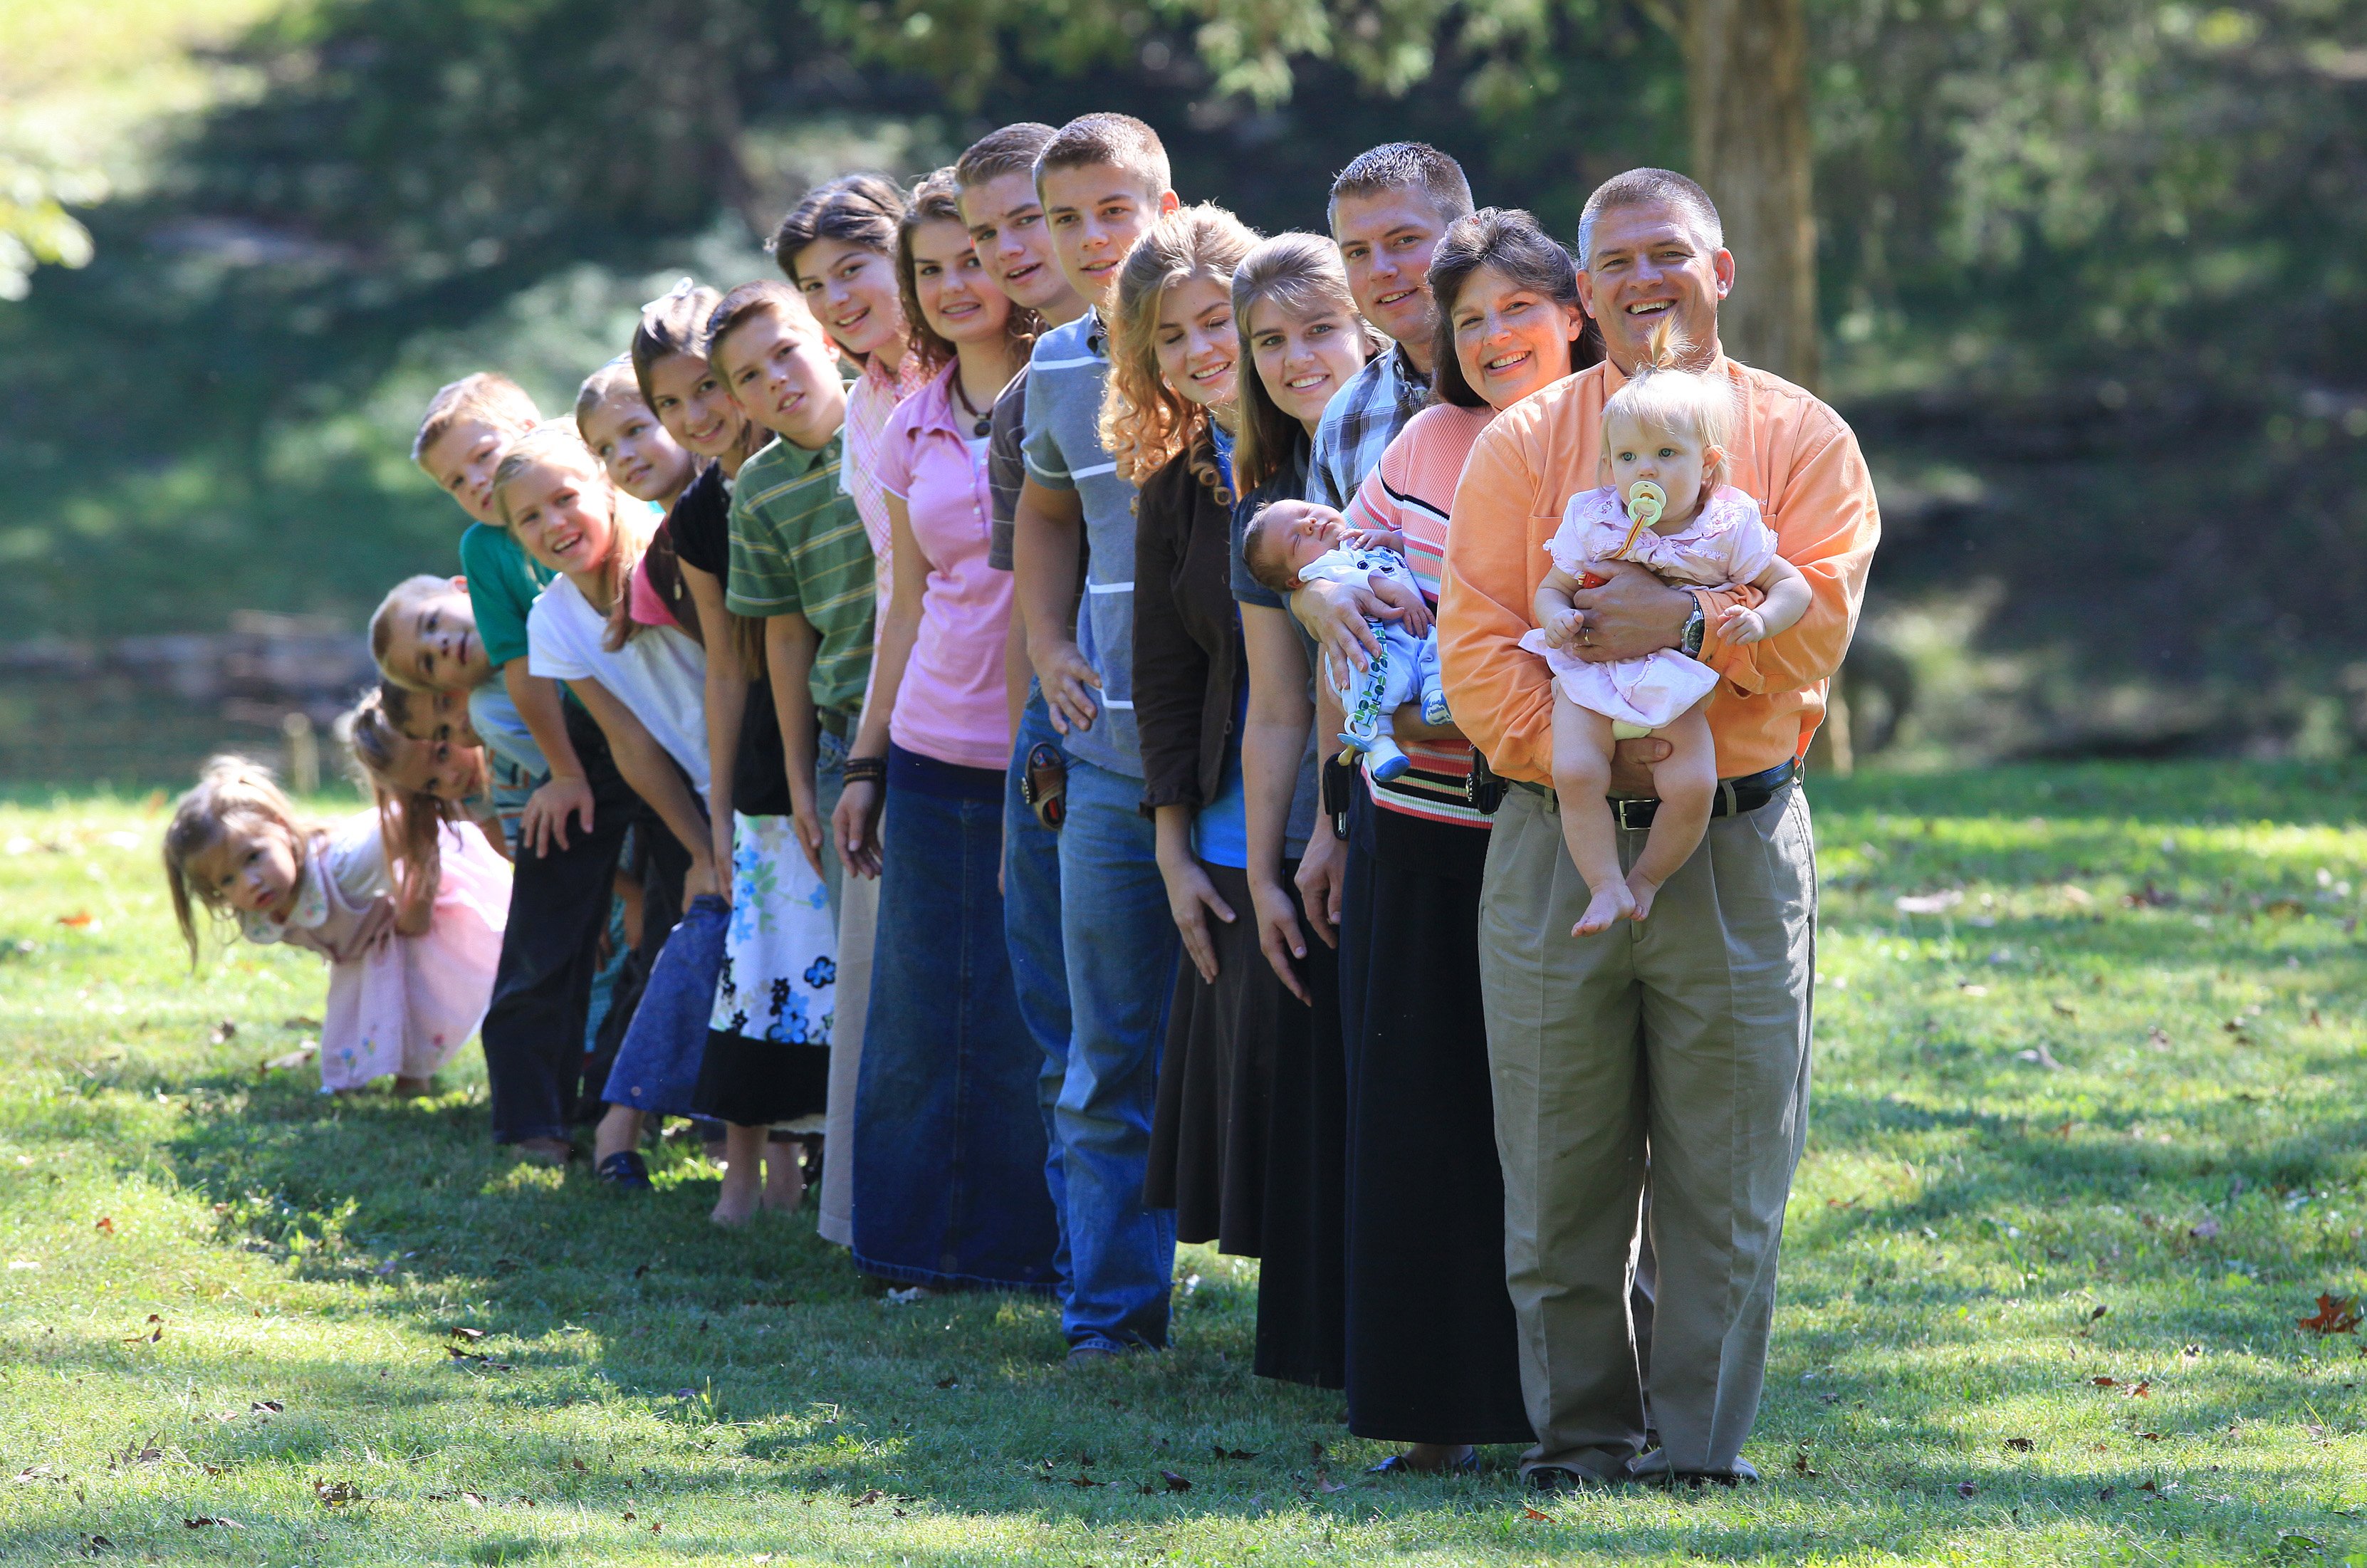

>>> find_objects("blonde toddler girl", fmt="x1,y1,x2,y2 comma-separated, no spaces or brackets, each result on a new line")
1524,328,1811,935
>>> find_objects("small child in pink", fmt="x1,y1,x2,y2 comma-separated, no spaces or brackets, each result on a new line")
164,756,509,1094
1524,330,1811,936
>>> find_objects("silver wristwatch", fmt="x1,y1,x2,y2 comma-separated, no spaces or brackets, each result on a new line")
1678,597,1706,659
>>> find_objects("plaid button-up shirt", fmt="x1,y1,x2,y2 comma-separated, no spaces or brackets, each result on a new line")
1306,341,1432,511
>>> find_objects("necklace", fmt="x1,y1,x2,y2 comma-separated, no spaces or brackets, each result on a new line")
950,375,992,439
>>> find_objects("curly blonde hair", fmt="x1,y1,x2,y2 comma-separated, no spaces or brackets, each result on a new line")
1099,204,1260,493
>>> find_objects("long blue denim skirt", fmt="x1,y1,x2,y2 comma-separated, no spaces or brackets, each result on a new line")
852,746,1060,1293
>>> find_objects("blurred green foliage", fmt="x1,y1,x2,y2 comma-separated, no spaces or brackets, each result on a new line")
0,0,2361,758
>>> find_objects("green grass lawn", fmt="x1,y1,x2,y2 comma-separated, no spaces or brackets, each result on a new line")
1,763,2363,1565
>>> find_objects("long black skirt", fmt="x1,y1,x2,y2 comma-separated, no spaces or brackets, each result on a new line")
1337,788,1532,1446
1147,859,1347,1389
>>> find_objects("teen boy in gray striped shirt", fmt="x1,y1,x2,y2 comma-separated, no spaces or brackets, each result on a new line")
1008,113,1184,1367
956,122,1092,1324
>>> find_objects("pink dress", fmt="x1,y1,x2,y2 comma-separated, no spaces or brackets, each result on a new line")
1519,484,1780,731
241,812,511,1090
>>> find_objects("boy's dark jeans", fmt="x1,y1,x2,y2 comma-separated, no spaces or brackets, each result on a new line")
480,701,649,1146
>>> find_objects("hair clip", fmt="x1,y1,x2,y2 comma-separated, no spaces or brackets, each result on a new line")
639,277,696,315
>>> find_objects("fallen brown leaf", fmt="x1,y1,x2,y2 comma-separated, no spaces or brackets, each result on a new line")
1159,1469,1192,1493
313,1479,360,1506
449,1326,485,1342
2299,1292,2364,1335
93,1217,115,1235
2005,1437,2034,1452
1522,1506,1551,1520
56,911,92,929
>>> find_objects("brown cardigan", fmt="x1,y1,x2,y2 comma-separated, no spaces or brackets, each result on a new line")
1131,439,1242,817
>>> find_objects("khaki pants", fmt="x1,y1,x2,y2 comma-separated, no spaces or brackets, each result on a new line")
816,869,877,1248
1478,781,1816,1478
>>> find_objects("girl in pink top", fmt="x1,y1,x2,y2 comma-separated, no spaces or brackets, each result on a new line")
827,169,1057,1295
163,755,508,1097
773,174,930,600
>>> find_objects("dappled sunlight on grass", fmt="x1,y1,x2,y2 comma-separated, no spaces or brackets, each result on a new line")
1,768,2363,1562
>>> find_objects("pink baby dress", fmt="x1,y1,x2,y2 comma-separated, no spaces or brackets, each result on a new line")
241,812,511,1091
1518,484,1780,732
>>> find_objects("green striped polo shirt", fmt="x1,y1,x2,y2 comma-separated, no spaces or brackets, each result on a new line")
725,433,876,717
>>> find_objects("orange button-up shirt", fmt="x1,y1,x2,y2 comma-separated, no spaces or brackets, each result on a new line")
1439,356,1880,786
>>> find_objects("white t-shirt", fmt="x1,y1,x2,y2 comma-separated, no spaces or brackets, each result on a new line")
527,575,711,796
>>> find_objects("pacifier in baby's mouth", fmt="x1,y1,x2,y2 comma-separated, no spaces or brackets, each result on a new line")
1607,479,1667,560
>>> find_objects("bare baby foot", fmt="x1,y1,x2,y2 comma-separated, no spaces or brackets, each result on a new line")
1626,869,1664,922
1572,879,1636,937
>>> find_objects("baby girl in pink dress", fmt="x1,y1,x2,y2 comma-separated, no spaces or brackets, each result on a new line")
1523,331,1811,937
164,756,508,1094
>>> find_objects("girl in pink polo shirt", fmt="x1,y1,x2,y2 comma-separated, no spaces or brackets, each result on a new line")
829,169,1057,1295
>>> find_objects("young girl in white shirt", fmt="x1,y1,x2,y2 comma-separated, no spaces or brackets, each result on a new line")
493,422,721,1186
163,756,510,1095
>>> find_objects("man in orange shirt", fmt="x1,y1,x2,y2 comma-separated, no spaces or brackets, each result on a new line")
1438,169,1879,1488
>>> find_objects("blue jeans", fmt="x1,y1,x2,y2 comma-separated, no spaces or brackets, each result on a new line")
1003,687,1075,1297
854,752,1059,1292
1052,753,1180,1350
815,724,851,920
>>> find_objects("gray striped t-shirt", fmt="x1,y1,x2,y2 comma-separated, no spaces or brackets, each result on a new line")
1021,310,1141,778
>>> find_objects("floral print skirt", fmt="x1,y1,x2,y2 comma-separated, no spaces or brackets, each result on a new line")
690,812,835,1129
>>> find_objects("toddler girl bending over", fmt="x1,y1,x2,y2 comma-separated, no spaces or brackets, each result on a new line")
163,753,510,1094
1241,498,1447,782
1523,330,1810,935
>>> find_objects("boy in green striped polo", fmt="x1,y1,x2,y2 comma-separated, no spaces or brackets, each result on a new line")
709,280,874,890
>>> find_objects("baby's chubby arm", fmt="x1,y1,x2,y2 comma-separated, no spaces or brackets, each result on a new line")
1532,565,1584,651
1716,555,1812,645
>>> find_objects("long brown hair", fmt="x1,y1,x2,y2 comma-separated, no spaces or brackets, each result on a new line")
897,167,1038,380
1229,233,1377,493
162,756,322,965
341,687,474,927
1101,204,1260,497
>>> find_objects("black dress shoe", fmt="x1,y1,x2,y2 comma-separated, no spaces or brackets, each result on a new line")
1627,1450,1760,1485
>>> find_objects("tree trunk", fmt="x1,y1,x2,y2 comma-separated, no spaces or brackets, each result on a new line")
1684,0,1819,394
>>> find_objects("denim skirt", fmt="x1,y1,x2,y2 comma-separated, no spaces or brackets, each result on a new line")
852,746,1060,1293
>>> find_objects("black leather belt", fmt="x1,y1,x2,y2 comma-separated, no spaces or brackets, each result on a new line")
1512,757,1799,831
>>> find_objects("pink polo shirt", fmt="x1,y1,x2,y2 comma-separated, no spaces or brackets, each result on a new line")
872,362,1015,771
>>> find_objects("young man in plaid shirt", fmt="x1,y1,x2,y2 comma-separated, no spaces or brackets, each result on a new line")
1305,143,1475,508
